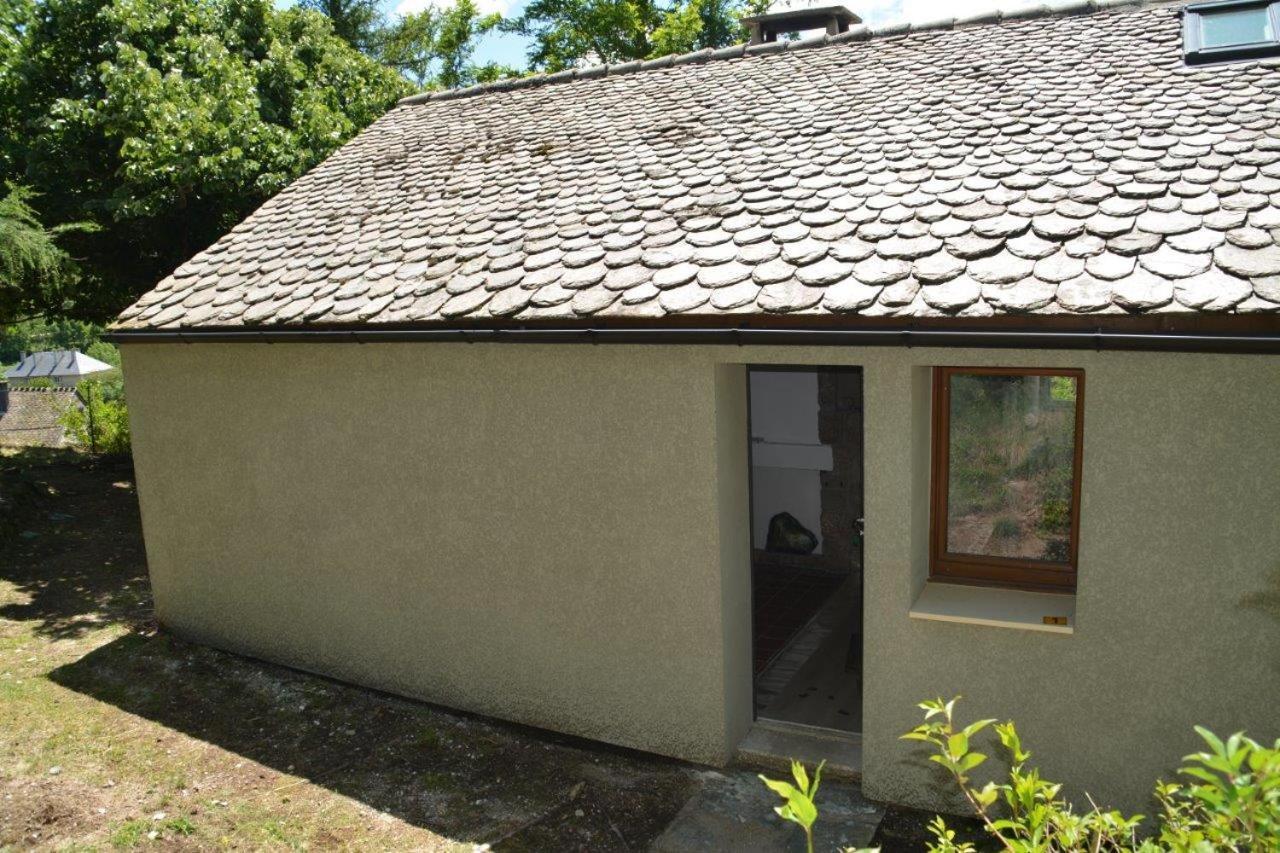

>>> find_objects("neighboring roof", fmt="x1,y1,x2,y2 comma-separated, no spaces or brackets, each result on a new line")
0,388,78,448
5,351,115,381
114,0,1280,335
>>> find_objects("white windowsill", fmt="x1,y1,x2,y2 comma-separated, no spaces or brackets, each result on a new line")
909,580,1076,635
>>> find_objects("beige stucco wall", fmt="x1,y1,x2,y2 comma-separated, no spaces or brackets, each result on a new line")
122,341,1280,813
122,342,754,765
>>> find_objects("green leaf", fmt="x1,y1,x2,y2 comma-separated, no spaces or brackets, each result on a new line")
962,719,998,739
791,759,810,794
1194,726,1225,757
787,791,817,828
759,775,798,801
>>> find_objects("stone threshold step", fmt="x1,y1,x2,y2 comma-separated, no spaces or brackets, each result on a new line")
736,718,863,780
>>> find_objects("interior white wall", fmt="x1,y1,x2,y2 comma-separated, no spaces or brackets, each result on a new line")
749,370,828,552
750,371,821,444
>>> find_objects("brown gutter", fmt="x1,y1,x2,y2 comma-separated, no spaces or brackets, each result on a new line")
105,324,1280,354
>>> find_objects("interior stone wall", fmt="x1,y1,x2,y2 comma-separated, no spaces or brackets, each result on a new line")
817,370,864,575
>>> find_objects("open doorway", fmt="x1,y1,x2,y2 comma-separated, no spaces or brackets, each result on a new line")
748,367,863,735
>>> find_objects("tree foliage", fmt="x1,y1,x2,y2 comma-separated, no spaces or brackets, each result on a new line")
2,0,409,323
299,0,384,53
506,0,765,71
505,0,660,71
380,0,512,89
0,315,104,364
0,184,81,325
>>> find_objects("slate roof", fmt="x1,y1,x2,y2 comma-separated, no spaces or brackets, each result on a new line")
5,350,115,382
0,388,78,447
114,0,1280,332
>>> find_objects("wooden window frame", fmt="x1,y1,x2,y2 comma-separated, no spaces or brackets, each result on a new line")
929,366,1085,592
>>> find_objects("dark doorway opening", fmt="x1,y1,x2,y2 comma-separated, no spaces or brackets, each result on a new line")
748,366,863,734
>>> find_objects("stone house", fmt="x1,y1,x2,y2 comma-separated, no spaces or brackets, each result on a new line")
109,1,1279,815
0,382,80,447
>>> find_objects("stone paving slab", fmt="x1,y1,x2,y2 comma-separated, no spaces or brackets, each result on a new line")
651,768,884,852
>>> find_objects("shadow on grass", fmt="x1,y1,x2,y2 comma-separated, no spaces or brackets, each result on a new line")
0,448,149,639
48,631,693,849
6,448,691,848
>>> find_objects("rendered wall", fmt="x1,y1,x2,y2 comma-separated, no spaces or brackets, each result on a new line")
122,342,753,765
122,341,1280,813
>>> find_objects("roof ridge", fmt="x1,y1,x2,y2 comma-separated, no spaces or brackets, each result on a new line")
398,0,1174,108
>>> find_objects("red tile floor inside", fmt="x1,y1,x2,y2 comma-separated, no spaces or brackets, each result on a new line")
752,561,844,675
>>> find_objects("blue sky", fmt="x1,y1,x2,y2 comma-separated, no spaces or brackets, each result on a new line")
285,1,1041,71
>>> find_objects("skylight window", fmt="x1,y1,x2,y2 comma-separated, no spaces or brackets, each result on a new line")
1185,1,1280,64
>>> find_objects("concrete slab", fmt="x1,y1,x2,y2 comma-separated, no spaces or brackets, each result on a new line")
650,767,884,852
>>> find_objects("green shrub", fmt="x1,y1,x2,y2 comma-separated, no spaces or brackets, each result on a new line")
992,517,1021,540
1039,498,1070,534
24,376,55,389
60,377,130,454
902,697,1280,852
85,339,121,367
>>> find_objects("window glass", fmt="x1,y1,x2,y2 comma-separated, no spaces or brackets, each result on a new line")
944,373,1078,564
1200,6,1274,47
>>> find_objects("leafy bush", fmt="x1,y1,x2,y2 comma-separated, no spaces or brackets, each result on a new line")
85,339,121,367
760,760,825,853
24,376,55,389
902,697,1280,852
60,377,130,454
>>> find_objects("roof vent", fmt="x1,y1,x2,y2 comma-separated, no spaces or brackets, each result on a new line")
743,1,862,44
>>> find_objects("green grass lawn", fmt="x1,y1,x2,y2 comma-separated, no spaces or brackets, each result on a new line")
0,449,693,850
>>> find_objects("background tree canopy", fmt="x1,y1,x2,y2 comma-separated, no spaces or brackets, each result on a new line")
1,0,409,326
507,0,767,71
380,0,514,89
0,184,83,325
0,0,771,334
299,0,386,54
